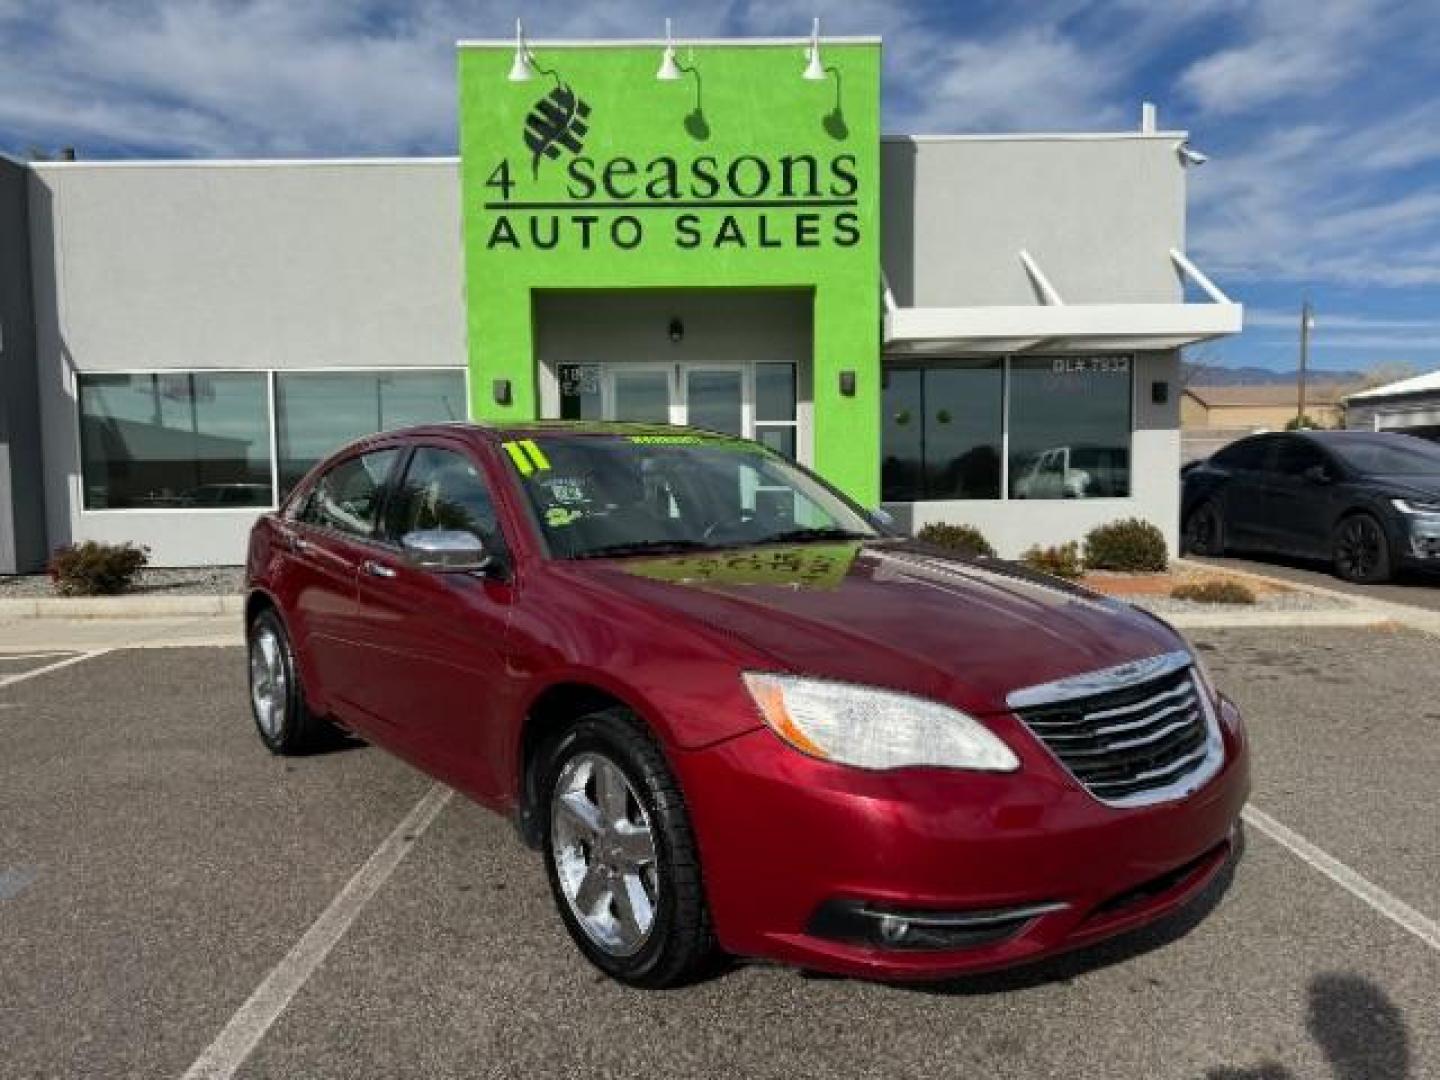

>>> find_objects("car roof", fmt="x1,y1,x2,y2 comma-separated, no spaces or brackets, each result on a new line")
360,420,743,444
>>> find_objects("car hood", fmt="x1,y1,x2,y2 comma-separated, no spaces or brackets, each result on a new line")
1364,475,1440,502
574,540,1184,716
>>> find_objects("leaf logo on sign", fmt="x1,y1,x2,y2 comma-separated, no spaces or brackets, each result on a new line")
523,84,592,177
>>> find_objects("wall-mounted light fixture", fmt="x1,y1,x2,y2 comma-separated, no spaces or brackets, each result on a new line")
657,18,684,80
507,18,562,86
803,17,827,80
839,370,856,397
657,19,708,139
493,378,513,406
668,317,685,344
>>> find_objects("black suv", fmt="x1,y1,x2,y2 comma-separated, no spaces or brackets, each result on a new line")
1182,431,1440,583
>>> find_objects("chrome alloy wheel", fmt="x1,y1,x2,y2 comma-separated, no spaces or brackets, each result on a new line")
550,752,659,957
249,624,287,739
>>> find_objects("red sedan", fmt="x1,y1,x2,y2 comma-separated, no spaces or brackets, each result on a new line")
244,422,1249,987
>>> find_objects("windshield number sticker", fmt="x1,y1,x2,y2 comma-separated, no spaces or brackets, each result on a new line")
502,439,551,476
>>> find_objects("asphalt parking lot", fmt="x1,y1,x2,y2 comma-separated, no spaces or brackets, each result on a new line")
2,629,1437,1080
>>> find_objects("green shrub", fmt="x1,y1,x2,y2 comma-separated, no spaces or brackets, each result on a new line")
1021,542,1084,580
1171,577,1257,605
917,522,996,558
1084,518,1168,572
46,541,150,596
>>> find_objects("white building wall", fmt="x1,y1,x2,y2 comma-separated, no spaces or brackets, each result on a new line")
28,160,466,566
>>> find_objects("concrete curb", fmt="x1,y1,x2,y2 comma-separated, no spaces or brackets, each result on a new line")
1160,609,1392,630
0,594,244,619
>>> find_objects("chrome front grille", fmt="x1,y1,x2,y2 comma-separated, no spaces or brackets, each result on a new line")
1009,652,1221,807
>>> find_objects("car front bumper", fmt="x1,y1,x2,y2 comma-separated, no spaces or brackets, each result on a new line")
677,695,1250,981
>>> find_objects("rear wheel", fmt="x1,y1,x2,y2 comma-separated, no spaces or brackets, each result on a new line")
1183,501,1226,556
247,608,333,754
1333,514,1392,584
540,708,716,987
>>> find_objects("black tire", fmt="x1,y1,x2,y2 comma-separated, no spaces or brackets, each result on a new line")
246,608,333,755
539,708,716,988
1183,501,1227,556
1332,513,1393,584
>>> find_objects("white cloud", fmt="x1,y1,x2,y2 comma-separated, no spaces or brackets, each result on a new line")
1177,0,1383,115
908,27,1125,133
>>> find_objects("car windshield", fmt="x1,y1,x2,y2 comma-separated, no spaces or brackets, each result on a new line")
501,433,880,559
1325,435,1440,476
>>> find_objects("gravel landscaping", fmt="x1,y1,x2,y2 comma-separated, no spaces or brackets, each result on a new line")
0,566,245,599
1122,589,1356,614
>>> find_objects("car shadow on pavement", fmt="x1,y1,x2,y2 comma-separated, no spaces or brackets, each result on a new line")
892,827,1246,998
1204,972,1411,1080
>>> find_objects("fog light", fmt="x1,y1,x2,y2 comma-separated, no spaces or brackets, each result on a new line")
807,898,1068,951
878,915,910,944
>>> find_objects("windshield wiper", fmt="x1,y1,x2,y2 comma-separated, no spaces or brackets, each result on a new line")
749,527,872,545
574,540,720,559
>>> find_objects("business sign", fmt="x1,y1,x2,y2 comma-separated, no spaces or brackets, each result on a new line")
457,39,883,503
473,66,870,255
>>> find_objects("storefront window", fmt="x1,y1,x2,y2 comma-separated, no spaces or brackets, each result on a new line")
78,373,272,510
881,362,1003,501
882,356,1132,502
1009,356,1131,500
275,370,465,496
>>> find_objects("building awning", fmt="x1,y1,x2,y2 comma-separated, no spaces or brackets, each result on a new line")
883,249,1243,356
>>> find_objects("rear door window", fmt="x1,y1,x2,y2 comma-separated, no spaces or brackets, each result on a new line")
1212,436,1272,471
300,449,401,540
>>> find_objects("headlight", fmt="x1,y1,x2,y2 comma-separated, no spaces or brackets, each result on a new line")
742,672,1020,772
1392,498,1440,516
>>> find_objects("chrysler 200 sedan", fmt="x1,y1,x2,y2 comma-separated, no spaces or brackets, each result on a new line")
245,422,1249,987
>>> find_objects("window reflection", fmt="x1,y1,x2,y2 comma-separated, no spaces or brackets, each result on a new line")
1009,357,1131,499
78,373,272,510
881,363,1002,501
275,371,465,496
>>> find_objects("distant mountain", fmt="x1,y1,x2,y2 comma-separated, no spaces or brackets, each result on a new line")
1182,362,1365,387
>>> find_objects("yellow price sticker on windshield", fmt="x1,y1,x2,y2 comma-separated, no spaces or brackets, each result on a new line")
503,439,551,475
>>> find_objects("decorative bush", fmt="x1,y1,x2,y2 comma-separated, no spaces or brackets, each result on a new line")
1084,518,1169,572
46,541,150,596
916,522,996,558
1021,542,1084,580
1171,577,1257,605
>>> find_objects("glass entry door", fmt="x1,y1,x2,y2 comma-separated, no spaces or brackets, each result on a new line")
680,366,748,437
605,366,677,425
569,362,793,458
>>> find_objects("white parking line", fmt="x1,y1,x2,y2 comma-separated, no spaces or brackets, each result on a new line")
179,784,454,1080
1243,804,1440,952
0,650,110,689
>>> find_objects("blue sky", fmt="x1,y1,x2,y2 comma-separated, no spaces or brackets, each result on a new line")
2,0,1438,375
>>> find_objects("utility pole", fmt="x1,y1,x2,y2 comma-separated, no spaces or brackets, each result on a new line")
1297,299,1312,428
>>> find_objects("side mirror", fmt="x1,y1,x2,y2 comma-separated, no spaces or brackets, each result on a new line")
400,529,492,572
869,506,896,530
1303,464,1333,485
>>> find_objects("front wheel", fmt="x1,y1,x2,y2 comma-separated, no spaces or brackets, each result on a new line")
1333,514,1392,584
541,709,716,987
1183,501,1227,556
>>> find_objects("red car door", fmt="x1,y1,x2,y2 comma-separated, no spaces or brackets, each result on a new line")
282,447,403,723
346,441,520,801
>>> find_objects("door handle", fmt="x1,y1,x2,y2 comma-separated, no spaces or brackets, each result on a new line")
362,559,397,580
284,532,311,554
